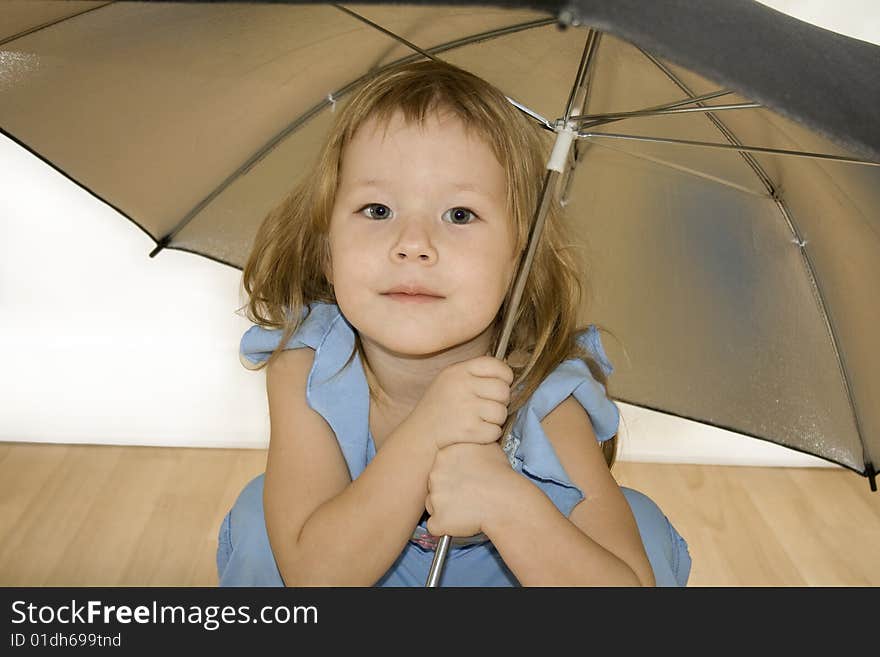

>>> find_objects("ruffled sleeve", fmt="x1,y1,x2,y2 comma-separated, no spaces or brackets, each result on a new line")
237,302,372,481
505,325,620,518
238,303,338,370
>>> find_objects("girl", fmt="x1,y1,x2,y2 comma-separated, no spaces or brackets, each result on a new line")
217,60,690,587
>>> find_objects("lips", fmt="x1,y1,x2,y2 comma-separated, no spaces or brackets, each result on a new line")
382,284,444,297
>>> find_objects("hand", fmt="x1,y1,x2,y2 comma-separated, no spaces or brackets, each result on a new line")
424,442,516,538
401,355,514,451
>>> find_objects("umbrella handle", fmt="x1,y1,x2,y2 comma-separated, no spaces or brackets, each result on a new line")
425,535,453,587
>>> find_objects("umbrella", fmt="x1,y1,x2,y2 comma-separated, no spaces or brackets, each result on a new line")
2,0,879,583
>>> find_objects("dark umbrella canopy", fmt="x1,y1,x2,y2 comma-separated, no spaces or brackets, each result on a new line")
1,0,879,487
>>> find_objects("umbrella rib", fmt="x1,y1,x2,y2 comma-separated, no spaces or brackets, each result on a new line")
0,0,115,48
558,32,603,206
634,46,874,477
577,132,880,166
584,139,766,198
504,97,553,131
572,88,734,128
331,4,441,63
569,91,766,189
148,14,557,257
331,4,555,130
578,102,762,127
563,29,602,122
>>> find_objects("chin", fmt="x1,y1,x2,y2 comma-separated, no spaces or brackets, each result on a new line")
376,321,497,358
339,296,498,354
372,332,462,358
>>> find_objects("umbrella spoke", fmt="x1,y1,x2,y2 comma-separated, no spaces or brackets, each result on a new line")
586,140,768,198
333,4,556,64
559,139,587,205
149,12,558,257
578,132,880,166
504,97,553,130
558,31,602,206
0,1,112,47
578,102,762,128
563,29,602,122
573,88,735,128
332,4,441,63
632,45,874,481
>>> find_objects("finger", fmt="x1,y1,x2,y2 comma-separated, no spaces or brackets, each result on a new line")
478,400,508,427
466,356,514,384
473,378,512,404
477,419,504,442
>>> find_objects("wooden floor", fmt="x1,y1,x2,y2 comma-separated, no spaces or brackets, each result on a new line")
1,441,877,586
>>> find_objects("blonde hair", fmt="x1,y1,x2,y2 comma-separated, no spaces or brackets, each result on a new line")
239,59,618,468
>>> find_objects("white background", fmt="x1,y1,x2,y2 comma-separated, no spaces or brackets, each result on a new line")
2,1,877,466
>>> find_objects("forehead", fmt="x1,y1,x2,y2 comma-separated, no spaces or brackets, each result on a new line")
340,114,507,200
350,108,497,154
342,110,505,182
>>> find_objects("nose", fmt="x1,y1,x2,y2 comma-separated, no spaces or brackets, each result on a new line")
390,218,438,264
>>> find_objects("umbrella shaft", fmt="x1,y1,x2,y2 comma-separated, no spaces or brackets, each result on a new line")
425,169,561,586
425,27,598,588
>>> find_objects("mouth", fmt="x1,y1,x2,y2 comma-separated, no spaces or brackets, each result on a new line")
382,285,445,301
383,292,444,303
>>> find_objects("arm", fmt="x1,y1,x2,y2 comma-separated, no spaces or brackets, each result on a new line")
426,395,654,586
487,395,654,586
263,348,436,586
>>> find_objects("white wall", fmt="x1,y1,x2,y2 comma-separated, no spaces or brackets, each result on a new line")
3,1,875,467
755,0,880,46
0,137,270,449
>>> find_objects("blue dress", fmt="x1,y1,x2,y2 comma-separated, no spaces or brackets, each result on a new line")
217,303,691,586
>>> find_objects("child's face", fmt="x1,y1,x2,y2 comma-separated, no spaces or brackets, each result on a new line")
327,109,518,357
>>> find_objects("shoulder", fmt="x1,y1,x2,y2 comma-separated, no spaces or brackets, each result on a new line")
541,394,598,436
517,352,619,444
504,327,619,515
266,345,316,387
261,348,351,585
239,302,342,370
544,396,654,585
265,348,319,426
262,343,343,468
539,394,654,586
539,394,605,471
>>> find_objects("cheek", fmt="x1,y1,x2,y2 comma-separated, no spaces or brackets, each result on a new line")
328,229,364,277
328,241,382,308
479,244,518,296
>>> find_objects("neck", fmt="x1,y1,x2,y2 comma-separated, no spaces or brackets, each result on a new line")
358,324,496,415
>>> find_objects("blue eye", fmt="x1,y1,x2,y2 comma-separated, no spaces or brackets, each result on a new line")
442,207,477,225
360,203,393,220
